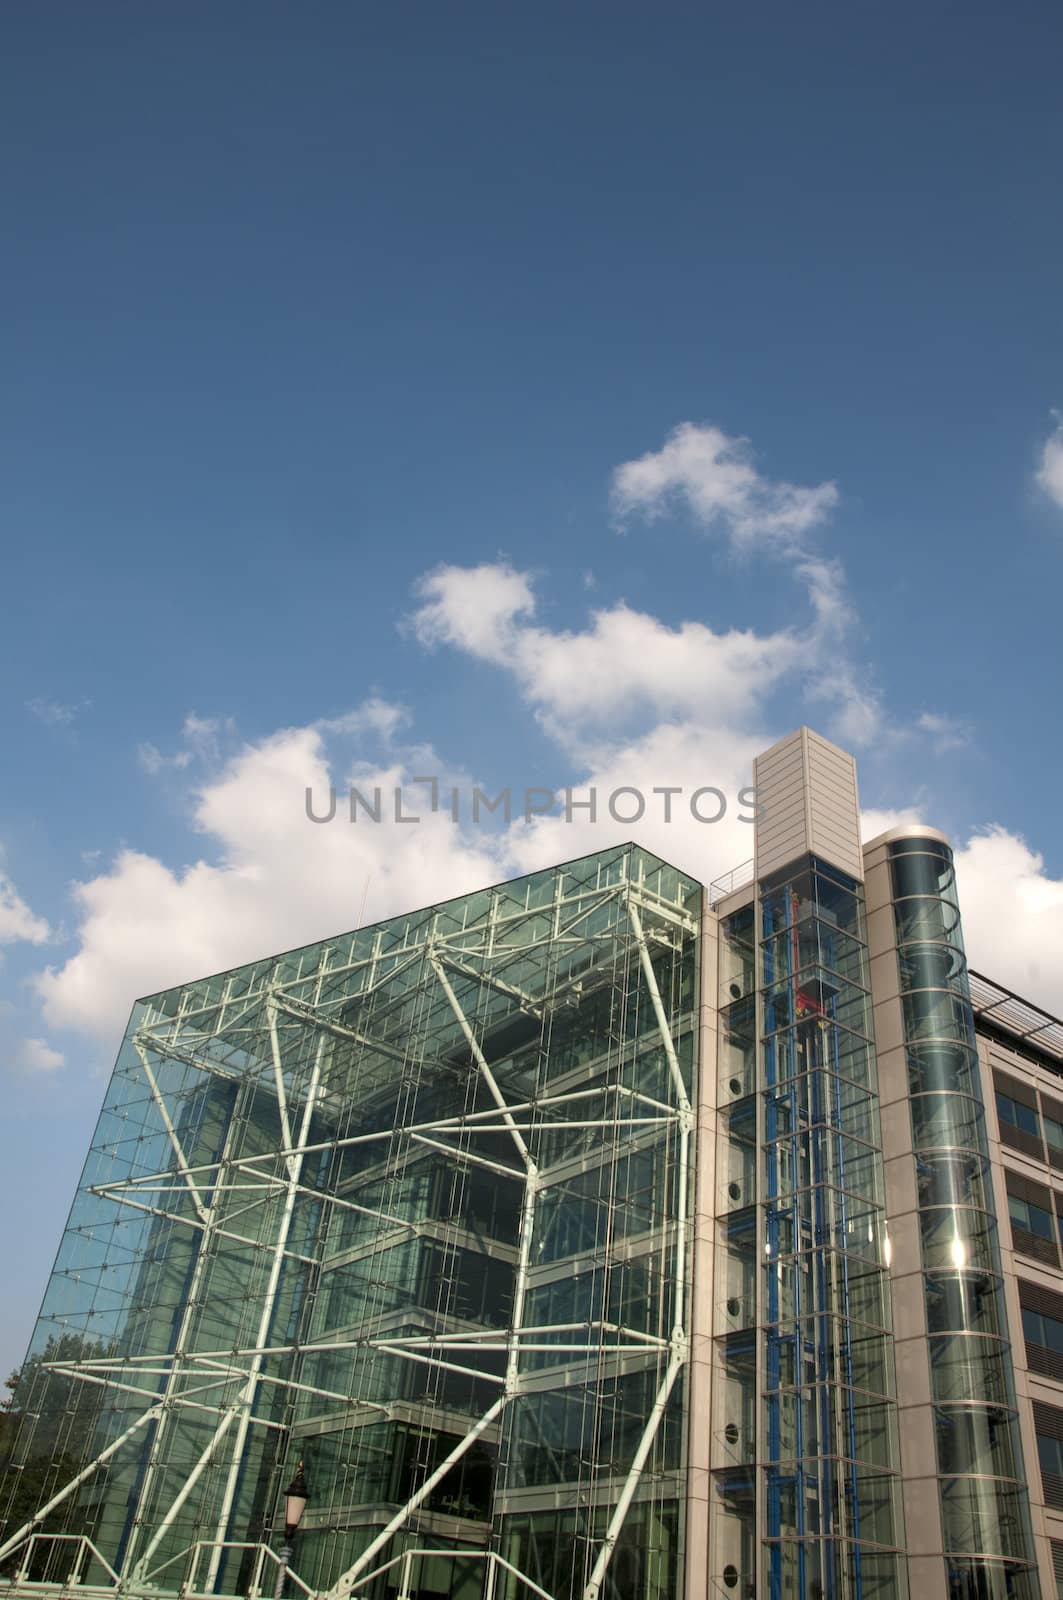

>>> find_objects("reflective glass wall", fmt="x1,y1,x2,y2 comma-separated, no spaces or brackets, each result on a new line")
714,857,908,1600
886,837,1038,1600
0,845,701,1600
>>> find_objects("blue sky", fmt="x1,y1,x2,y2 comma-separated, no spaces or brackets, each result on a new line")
2,1,1062,1378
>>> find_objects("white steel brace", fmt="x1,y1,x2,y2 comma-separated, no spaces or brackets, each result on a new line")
3,868,698,1600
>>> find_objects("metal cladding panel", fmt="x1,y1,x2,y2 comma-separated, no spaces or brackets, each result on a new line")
754,726,863,882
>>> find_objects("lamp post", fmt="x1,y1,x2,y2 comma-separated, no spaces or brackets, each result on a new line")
274,1461,309,1600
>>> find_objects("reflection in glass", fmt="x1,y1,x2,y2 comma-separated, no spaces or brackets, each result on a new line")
888,838,1037,1582
759,858,906,1592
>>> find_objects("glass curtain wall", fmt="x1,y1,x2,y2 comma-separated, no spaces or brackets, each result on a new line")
717,857,908,1600
0,845,700,1600
886,838,1038,1600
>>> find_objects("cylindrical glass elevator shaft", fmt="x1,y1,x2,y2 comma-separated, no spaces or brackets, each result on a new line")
887,837,1038,1600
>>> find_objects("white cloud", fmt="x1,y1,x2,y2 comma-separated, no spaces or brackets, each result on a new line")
860,806,925,842
411,563,536,662
805,655,883,749
916,712,971,754
611,422,838,549
954,827,1063,1012
793,554,853,635
138,713,238,775
316,699,410,741
0,873,50,945
26,697,85,726
138,743,193,775
9,1036,64,1073
861,809,1063,1013
181,714,235,760
505,720,763,887
412,558,885,751
36,718,507,1043
28,701,1063,1052
608,425,882,746
34,538,827,1048
414,565,801,749
32,710,767,1046
1036,415,1063,512
24,419,1063,1057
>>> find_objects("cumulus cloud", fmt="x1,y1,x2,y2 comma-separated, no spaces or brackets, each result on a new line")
413,564,799,749
1036,415,1063,512
33,546,873,1048
412,557,884,749
611,422,838,548
21,419,1063,1057
410,563,536,661
0,873,50,945
27,700,1063,1051
609,425,881,744
33,710,767,1046
505,720,763,885
10,1036,64,1073
36,716,506,1043
954,827,1063,1011
860,807,925,842
860,811,1063,1013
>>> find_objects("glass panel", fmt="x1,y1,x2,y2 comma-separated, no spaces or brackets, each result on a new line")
0,845,701,1600
945,1561,1039,1600
1022,1305,1063,1353
889,840,957,899
899,941,968,993
901,987,978,1046
894,893,964,947
907,1041,980,1097
930,1336,1014,1404
1007,1194,1055,1240
939,1478,1034,1558
920,1206,999,1273
935,1405,1023,1477
918,1152,992,1211
911,1092,987,1152
996,1093,1041,1139
756,857,905,1585
926,1273,1008,1339
888,836,1037,1580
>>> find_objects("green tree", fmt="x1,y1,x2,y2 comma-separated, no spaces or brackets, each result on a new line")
0,1335,115,1576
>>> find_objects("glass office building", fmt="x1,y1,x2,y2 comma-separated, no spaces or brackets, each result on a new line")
1,728,1061,1600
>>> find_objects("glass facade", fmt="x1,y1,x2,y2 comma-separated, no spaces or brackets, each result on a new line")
886,838,1039,1600
715,857,907,1600
3,733,1062,1600
0,845,700,1600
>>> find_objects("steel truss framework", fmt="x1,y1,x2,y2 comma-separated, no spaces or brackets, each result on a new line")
0,846,701,1600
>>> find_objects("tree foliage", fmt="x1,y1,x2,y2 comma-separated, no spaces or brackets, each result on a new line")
0,1335,115,1574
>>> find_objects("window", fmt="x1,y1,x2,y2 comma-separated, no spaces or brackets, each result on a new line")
1009,1193,1056,1239
1036,1403,1063,1507
1024,1306,1063,1354
1040,1433,1063,1478
996,1091,1040,1140
1052,1538,1063,1600
1046,1115,1063,1154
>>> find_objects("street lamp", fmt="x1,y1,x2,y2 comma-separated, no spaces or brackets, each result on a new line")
274,1461,310,1600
